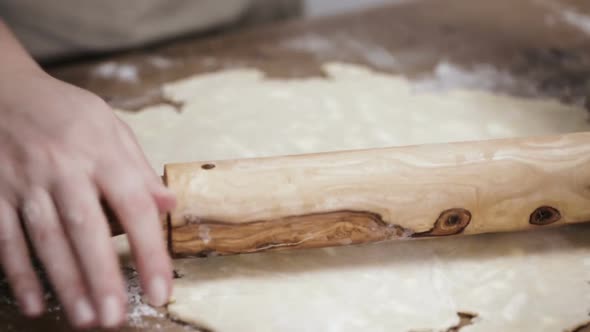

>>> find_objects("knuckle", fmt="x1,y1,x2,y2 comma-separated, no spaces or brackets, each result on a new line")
123,194,153,217
21,192,61,244
21,194,42,224
112,181,148,206
101,170,156,219
60,208,88,228
59,204,100,233
125,189,150,206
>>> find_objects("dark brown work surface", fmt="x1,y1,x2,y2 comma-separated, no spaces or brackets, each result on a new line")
3,0,590,331
48,0,590,112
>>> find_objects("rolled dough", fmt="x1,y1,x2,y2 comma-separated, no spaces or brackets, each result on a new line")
116,63,590,332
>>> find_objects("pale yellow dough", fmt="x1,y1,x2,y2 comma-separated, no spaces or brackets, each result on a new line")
116,63,590,332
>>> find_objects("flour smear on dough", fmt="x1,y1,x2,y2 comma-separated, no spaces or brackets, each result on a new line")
116,63,590,332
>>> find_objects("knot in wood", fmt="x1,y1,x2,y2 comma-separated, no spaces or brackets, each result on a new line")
529,206,561,225
412,208,472,237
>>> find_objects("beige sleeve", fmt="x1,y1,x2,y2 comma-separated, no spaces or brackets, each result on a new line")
0,0,253,60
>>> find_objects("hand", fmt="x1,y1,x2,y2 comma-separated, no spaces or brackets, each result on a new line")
0,68,176,329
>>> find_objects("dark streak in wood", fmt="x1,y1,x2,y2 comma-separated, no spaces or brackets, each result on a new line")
195,249,217,258
201,163,216,170
173,210,413,258
412,208,472,238
529,206,561,225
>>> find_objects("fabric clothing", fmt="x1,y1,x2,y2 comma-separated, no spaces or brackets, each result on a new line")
0,0,252,60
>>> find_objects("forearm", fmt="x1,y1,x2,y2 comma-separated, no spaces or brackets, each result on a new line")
0,19,41,74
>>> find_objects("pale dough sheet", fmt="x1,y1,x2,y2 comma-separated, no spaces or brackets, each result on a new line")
117,63,590,172
116,63,590,332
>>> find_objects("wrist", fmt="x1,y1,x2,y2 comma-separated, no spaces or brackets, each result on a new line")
0,20,42,75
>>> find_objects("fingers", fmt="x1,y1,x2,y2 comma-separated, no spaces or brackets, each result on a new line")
52,175,126,328
115,119,176,214
20,187,95,328
0,199,44,317
115,119,160,183
97,168,172,307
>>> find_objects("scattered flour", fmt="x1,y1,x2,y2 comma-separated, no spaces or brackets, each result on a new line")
198,225,211,245
281,33,338,55
94,62,140,82
561,8,590,35
344,39,399,69
534,0,590,36
413,61,526,93
124,267,165,327
0,266,165,328
115,61,590,332
281,33,399,69
282,35,534,92
148,56,174,69
303,0,413,18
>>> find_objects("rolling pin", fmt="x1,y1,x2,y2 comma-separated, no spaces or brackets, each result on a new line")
109,132,590,258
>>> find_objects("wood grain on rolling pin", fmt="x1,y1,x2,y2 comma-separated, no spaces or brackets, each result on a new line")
161,132,590,258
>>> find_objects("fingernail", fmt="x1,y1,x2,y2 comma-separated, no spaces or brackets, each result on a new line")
100,295,122,328
74,298,95,326
148,276,168,306
21,292,43,316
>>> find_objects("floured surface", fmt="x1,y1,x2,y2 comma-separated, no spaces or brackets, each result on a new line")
169,227,590,332
116,63,590,171
117,63,590,332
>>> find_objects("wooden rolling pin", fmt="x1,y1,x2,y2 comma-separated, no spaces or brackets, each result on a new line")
109,132,590,258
